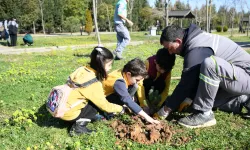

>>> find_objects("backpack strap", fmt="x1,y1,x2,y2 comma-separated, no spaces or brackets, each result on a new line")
75,78,98,87
67,77,98,88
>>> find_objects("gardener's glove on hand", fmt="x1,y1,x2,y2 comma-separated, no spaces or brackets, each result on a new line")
178,98,193,112
153,106,171,120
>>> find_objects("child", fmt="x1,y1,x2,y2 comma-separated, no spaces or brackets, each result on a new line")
102,58,160,124
23,32,33,46
137,48,176,113
57,47,123,135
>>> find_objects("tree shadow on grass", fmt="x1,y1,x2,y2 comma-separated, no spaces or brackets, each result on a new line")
73,53,90,58
0,41,8,46
35,104,72,131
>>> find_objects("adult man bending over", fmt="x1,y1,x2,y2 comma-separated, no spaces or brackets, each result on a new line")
155,24,250,128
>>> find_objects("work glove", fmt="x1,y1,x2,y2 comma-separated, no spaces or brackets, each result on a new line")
153,106,171,120
178,98,193,112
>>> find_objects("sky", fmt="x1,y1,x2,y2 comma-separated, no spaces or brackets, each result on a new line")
148,0,250,12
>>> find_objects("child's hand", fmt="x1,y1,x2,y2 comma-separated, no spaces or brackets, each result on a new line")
146,116,160,124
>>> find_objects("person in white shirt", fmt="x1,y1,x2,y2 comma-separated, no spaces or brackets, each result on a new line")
8,18,18,46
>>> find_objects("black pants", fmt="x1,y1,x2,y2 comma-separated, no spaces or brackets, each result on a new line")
143,77,165,98
106,84,138,105
71,101,98,122
10,34,17,46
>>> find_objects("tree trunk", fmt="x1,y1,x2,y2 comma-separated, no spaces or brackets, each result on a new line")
93,0,101,45
39,0,45,35
106,5,112,32
128,0,134,32
206,0,209,32
33,21,36,34
209,0,212,32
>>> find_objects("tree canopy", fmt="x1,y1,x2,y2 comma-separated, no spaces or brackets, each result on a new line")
0,0,248,33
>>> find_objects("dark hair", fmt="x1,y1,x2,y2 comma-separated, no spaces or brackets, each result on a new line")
160,25,184,44
155,48,176,73
122,58,148,78
90,46,114,81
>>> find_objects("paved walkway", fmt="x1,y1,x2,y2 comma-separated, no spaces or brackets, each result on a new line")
0,41,144,55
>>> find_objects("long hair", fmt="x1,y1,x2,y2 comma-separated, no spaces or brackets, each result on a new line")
90,47,114,81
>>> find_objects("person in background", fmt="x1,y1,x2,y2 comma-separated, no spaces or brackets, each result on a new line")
23,31,33,46
8,18,18,46
80,26,83,36
113,0,133,60
4,19,10,46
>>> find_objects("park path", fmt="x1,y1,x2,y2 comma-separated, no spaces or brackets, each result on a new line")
0,41,144,55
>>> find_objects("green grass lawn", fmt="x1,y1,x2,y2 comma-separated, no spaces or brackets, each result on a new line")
1,31,250,149
0,32,159,48
0,41,250,150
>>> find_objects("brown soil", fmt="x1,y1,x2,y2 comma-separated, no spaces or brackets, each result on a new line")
110,116,192,145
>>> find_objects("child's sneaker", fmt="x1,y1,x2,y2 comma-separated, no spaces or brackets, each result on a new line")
69,118,94,136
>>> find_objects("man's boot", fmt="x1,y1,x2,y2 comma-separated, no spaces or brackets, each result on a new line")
69,118,94,136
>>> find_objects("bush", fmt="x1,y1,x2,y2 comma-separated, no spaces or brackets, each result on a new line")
63,16,80,35
223,26,228,32
216,26,222,32
45,23,54,34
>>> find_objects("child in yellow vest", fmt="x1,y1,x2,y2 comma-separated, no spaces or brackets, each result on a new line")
137,48,176,114
60,47,123,135
102,58,160,124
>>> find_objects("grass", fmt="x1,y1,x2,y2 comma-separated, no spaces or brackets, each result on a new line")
0,32,159,48
0,36,250,149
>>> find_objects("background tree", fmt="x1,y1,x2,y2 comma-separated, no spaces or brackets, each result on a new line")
63,16,80,35
139,7,154,31
97,2,114,31
38,0,45,34
85,9,93,35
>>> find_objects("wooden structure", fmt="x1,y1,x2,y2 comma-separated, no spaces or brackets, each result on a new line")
241,16,250,36
168,10,195,28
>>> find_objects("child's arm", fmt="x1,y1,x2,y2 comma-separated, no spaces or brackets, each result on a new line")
157,72,171,107
82,82,123,113
136,80,146,107
137,59,149,107
114,79,142,114
114,80,159,124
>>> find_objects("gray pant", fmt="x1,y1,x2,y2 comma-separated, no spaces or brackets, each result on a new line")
114,23,130,56
193,56,250,113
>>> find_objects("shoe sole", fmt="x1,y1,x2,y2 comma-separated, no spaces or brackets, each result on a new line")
178,119,216,129
242,114,250,119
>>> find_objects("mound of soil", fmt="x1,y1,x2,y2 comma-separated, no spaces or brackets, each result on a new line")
110,116,183,145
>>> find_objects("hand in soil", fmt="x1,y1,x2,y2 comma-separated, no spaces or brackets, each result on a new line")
146,116,160,124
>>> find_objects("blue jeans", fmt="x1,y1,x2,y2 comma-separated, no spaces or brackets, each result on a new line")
114,23,130,56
